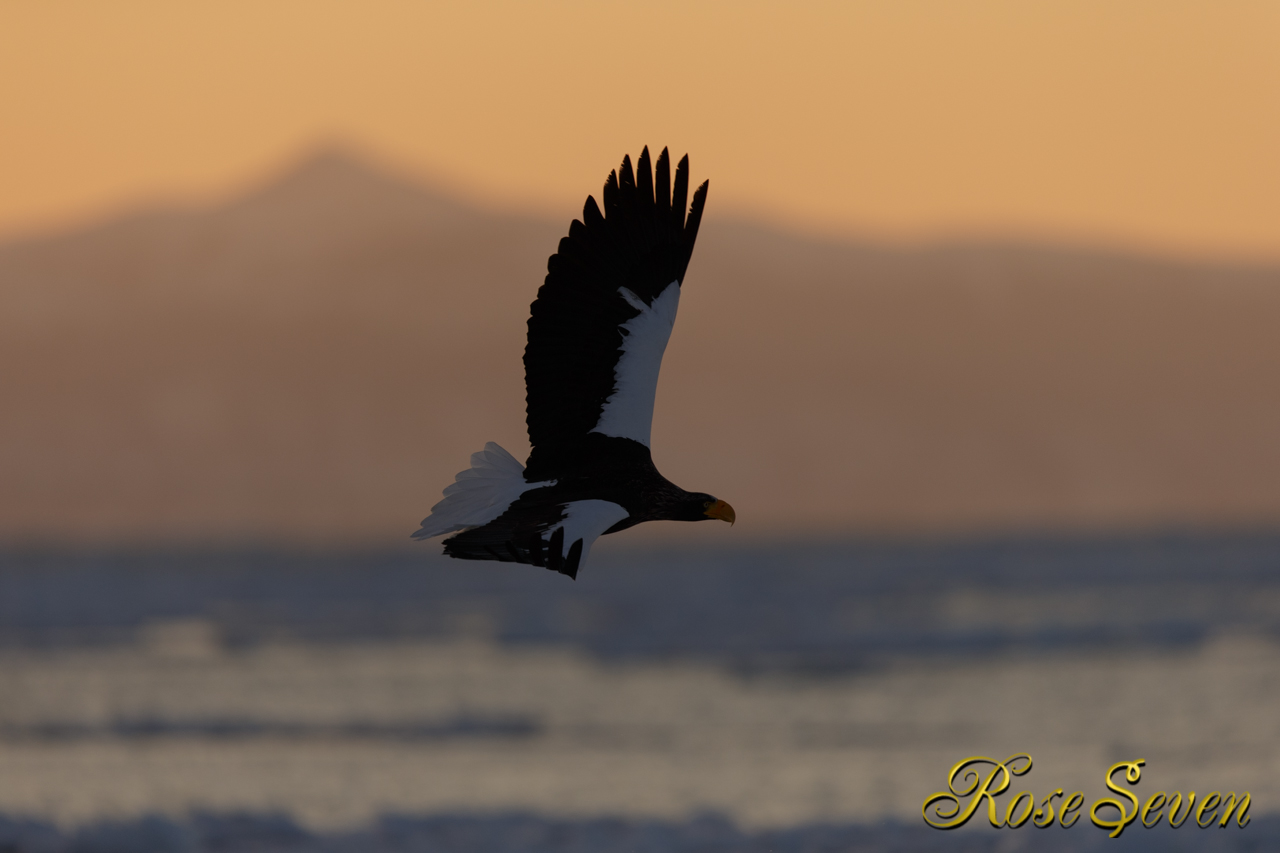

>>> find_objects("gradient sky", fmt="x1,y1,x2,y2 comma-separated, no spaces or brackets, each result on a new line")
3,1,1278,260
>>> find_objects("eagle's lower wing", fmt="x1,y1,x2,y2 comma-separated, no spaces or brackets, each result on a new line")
523,148,707,479
442,495,629,580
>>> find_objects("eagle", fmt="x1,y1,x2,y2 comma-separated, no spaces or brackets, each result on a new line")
412,148,734,578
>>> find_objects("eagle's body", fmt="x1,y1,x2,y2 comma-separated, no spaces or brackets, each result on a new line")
413,149,733,578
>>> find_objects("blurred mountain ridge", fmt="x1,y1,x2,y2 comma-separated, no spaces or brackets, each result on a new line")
3,148,1280,545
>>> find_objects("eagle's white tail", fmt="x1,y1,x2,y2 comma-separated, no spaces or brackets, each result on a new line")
412,442,533,540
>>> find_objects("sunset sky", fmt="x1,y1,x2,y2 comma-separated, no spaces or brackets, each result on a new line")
3,1,1277,260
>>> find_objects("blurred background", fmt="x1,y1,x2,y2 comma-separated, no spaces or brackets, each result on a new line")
1,2,1278,850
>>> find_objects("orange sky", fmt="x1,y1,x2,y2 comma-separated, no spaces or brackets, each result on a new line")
2,1,1278,260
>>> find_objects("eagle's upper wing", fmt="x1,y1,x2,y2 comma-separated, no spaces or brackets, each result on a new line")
523,148,707,478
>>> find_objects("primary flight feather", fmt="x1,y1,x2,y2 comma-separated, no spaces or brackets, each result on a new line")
412,148,734,578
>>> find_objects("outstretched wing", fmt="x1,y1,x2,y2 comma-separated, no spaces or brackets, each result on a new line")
523,147,708,479
442,496,629,580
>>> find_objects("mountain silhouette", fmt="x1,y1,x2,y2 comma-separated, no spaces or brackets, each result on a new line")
3,148,1280,545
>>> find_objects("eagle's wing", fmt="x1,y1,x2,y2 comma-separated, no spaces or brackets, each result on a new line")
442,494,629,580
411,442,628,578
523,147,708,479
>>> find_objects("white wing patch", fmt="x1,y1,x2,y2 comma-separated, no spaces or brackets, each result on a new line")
590,281,681,447
543,499,630,567
413,442,550,539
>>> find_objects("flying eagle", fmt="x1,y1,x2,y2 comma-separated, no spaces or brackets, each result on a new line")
412,149,734,578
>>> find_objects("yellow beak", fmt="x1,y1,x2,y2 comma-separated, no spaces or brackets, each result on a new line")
704,499,736,525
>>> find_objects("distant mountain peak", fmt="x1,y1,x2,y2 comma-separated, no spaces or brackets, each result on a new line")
270,142,400,187
229,142,476,223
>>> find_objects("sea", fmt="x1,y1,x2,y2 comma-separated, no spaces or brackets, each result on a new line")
0,533,1277,852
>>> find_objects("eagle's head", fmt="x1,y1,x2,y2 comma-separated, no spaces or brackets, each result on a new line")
666,493,735,525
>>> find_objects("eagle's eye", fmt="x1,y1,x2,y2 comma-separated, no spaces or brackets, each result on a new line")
703,501,713,509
